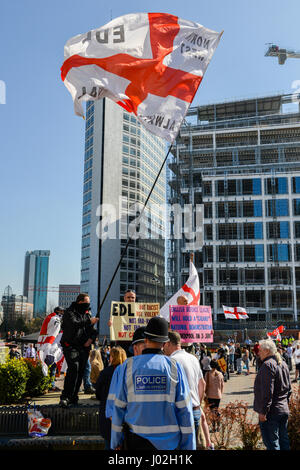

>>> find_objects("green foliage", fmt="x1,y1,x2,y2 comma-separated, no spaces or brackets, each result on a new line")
0,358,52,404
0,358,29,404
24,359,52,397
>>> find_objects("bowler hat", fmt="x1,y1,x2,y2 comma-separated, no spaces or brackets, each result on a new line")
144,316,169,343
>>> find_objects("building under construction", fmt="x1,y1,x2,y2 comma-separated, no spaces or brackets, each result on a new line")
168,93,300,328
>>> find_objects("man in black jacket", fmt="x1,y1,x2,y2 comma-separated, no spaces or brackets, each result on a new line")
59,293,99,408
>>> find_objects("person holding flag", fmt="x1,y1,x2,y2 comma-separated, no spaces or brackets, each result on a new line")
36,306,65,390
160,259,200,321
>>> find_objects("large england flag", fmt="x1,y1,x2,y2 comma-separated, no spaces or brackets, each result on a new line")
160,260,200,321
61,12,222,142
223,306,249,320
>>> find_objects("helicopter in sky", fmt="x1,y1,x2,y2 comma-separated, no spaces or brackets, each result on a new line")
265,43,300,65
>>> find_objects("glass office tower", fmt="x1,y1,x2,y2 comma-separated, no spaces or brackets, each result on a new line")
23,250,50,316
80,99,166,336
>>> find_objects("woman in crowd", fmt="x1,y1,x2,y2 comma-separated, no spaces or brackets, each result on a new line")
204,359,224,432
201,350,212,379
95,346,127,450
89,348,104,390
242,347,250,375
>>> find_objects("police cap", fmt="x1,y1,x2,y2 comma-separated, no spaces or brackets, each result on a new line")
144,316,169,343
132,326,146,345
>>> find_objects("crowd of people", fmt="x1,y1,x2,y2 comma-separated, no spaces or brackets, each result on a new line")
2,290,299,451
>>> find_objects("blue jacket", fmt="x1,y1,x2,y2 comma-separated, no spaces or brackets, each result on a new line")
110,350,196,450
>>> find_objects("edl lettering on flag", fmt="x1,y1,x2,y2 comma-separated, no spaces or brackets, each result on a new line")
61,12,222,142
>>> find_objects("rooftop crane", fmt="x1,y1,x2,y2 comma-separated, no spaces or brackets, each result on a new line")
265,44,300,65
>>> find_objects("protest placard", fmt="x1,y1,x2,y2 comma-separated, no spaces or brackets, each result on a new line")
110,302,159,341
169,305,213,343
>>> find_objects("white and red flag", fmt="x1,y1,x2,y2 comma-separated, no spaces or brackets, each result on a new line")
61,12,222,142
267,325,285,340
160,260,200,321
223,305,249,320
37,312,65,376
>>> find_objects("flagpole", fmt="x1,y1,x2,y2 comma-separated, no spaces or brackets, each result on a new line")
96,142,174,318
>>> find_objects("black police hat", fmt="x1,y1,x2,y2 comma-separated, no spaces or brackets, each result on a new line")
132,326,146,345
144,316,169,343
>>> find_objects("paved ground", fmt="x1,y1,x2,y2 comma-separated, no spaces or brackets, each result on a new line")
30,364,258,407
32,362,299,409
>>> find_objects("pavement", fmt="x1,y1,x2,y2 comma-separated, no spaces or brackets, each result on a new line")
32,362,299,410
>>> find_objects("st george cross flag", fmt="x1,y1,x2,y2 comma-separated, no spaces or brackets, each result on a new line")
223,305,249,320
61,12,222,142
267,325,285,340
37,312,65,376
160,260,200,321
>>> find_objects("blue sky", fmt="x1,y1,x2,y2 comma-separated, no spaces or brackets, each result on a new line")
0,0,299,308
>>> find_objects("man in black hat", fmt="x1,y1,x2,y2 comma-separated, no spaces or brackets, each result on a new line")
59,293,98,407
110,316,195,450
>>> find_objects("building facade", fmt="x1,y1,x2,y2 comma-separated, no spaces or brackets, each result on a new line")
1,286,33,326
58,284,81,310
168,93,300,325
23,250,50,316
80,99,166,335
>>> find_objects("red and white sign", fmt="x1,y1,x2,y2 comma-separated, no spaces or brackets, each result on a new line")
61,12,222,142
223,305,249,320
160,260,200,320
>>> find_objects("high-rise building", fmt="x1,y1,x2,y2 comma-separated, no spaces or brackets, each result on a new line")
168,93,300,327
80,99,166,335
2,286,33,325
58,284,81,310
23,250,50,316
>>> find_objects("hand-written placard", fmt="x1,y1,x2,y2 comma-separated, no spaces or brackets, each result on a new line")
110,302,159,341
169,305,213,343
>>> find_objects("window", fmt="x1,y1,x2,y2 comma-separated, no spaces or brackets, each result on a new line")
267,221,289,238
266,199,289,217
295,222,300,238
292,177,300,193
265,177,288,195
242,178,261,195
293,199,300,216
268,244,290,262
255,244,264,262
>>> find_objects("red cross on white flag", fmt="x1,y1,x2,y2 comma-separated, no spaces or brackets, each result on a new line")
160,260,200,321
61,12,222,142
222,305,249,320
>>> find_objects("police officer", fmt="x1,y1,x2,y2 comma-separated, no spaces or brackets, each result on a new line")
110,317,195,450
